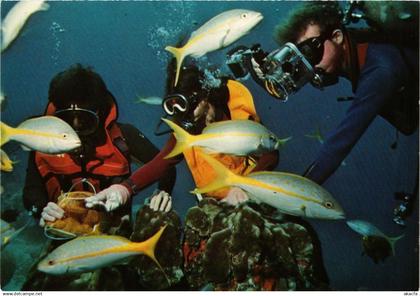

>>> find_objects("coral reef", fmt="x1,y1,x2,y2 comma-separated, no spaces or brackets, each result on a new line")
130,206,184,290
183,198,328,291
20,199,327,291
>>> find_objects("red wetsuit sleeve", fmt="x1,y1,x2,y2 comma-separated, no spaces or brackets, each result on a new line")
252,150,279,172
121,135,181,195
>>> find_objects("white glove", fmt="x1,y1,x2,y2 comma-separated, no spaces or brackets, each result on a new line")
39,202,64,227
222,187,249,206
149,190,172,212
85,184,131,212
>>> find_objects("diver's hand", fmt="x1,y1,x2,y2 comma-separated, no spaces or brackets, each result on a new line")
149,190,172,212
39,202,64,227
222,187,249,206
85,184,131,212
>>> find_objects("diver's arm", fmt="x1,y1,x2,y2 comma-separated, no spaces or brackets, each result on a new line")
22,152,49,218
304,63,401,184
121,135,181,196
119,123,178,194
252,150,279,172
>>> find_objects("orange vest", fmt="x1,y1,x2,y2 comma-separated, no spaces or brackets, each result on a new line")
35,103,130,201
183,80,260,199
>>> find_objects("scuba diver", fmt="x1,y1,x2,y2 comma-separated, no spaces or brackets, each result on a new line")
226,1,419,186
22,64,176,230
85,61,330,290
87,60,279,209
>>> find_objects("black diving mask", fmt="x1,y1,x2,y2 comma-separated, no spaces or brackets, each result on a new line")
157,92,206,135
55,104,99,136
260,34,330,101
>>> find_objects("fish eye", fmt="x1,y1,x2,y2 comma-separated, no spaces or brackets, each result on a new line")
241,13,248,19
62,133,68,139
324,201,333,209
48,260,55,265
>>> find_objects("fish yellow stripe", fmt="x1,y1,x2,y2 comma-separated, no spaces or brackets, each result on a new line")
195,152,322,205
12,127,66,140
197,132,268,141
54,226,167,266
185,19,234,49
53,241,144,265
249,171,319,183
239,176,323,205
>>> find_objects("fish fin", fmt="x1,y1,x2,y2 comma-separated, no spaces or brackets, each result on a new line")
135,225,170,284
0,122,13,146
21,145,32,151
165,45,185,87
220,28,230,47
388,234,405,256
134,96,143,104
191,152,243,194
275,136,292,150
161,118,194,158
41,3,50,11
398,12,412,21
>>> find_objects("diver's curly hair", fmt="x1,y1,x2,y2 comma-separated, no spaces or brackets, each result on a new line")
274,1,343,45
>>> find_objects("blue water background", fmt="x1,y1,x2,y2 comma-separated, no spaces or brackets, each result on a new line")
1,0,418,291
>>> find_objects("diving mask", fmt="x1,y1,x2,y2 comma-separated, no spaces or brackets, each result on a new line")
55,104,99,136
158,92,207,135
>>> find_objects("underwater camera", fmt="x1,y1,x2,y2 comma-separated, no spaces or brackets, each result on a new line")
226,42,324,102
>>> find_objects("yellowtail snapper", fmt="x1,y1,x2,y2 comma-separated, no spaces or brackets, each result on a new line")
38,226,168,277
1,0,49,52
192,152,345,220
162,118,290,159
1,116,81,154
165,9,263,86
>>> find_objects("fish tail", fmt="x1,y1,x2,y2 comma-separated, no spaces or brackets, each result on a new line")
388,233,405,256
0,122,14,146
191,152,243,194
165,45,185,86
162,118,194,158
275,136,292,150
134,225,170,284
41,2,50,11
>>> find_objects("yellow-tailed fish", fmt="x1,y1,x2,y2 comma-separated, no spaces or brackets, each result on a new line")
346,220,404,255
305,126,324,144
1,116,81,154
192,152,345,220
1,0,50,52
165,9,263,86
1,218,29,248
163,118,290,159
38,226,167,275
0,149,16,172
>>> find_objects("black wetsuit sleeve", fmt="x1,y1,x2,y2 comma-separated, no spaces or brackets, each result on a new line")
22,152,49,218
119,123,176,194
